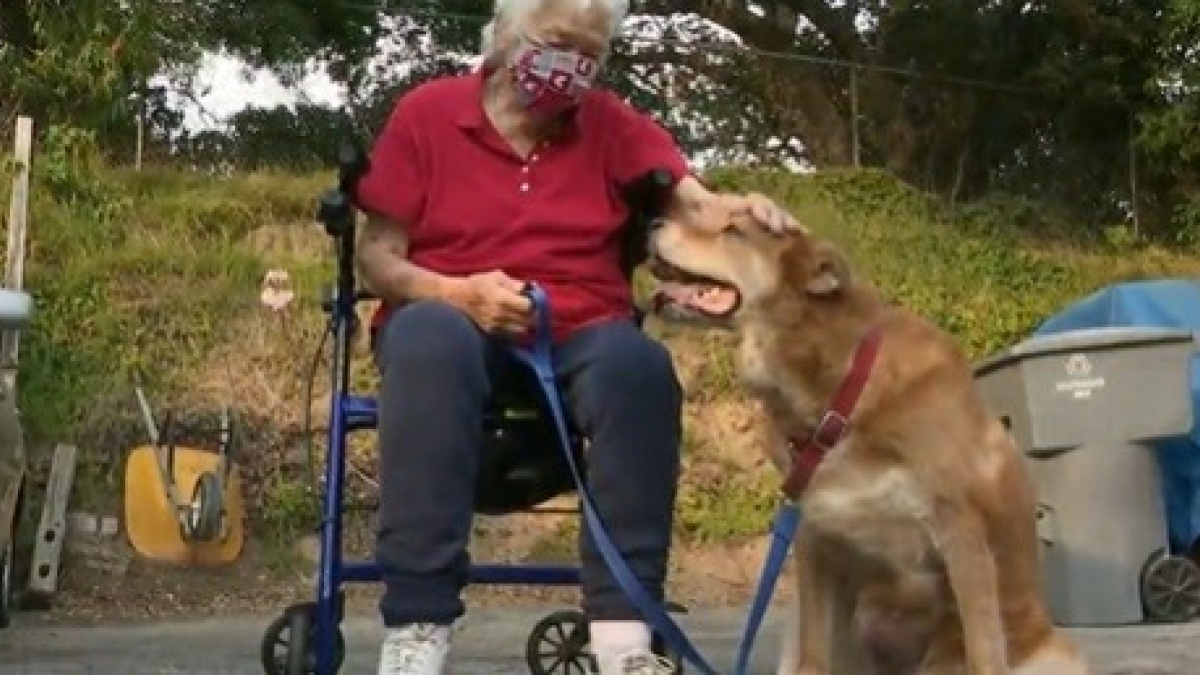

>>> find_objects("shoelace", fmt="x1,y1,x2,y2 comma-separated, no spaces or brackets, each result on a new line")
621,653,678,674
382,627,446,672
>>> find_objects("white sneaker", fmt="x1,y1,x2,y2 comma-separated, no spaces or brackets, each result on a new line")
376,623,452,675
595,647,678,674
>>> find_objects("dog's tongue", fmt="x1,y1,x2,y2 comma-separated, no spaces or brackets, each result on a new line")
653,281,738,315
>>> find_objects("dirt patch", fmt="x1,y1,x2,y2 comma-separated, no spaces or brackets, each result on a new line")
684,396,767,471
46,539,308,622
45,533,790,624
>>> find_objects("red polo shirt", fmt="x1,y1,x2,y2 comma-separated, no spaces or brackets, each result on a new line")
355,68,690,342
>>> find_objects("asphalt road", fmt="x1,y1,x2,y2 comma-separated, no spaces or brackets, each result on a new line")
1,607,1198,674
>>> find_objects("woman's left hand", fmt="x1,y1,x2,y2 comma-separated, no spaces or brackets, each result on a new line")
730,191,804,235
667,175,803,235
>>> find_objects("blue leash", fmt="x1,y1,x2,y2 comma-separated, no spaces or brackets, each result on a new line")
512,285,801,675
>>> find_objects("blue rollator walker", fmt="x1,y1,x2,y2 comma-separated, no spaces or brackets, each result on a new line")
259,143,803,675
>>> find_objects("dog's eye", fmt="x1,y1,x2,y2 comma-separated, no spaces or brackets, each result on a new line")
724,226,747,239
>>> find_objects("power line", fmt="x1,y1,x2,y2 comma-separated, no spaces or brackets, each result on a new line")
341,2,1039,95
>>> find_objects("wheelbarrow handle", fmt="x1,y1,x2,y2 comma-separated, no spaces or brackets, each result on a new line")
134,386,161,446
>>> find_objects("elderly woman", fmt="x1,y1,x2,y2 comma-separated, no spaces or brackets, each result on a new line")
354,0,795,673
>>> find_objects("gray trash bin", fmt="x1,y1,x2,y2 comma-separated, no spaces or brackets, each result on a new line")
973,327,1196,626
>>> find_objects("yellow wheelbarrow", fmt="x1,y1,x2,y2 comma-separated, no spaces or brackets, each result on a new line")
123,387,245,566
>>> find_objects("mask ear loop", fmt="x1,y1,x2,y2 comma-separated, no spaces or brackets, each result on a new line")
588,35,618,88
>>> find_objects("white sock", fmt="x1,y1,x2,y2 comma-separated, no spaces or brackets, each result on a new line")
589,620,652,662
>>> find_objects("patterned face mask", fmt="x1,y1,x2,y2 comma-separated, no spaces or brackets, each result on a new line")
509,36,599,117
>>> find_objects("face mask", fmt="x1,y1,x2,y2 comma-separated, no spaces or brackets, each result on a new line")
509,37,599,118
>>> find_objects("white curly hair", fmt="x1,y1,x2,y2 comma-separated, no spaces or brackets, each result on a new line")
479,0,630,65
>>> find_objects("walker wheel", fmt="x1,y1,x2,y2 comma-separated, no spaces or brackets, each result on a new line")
184,470,224,542
525,609,593,674
261,604,346,674
1141,551,1200,623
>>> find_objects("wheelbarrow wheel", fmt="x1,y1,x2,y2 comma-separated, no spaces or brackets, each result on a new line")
185,470,224,542
525,609,593,674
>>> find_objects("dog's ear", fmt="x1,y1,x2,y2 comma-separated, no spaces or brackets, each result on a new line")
805,242,850,296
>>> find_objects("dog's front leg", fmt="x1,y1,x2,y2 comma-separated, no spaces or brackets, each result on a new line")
775,593,799,675
789,530,837,675
934,508,1008,675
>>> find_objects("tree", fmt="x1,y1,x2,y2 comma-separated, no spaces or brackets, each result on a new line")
1137,0,1200,237
0,0,388,150
5,0,1199,238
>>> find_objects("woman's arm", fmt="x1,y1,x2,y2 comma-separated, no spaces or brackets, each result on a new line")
355,214,532,334
601,93,801,236
354,85,450,305
660,173,711,225
355,215,460,305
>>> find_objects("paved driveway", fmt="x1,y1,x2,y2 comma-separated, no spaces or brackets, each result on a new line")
0,607,1197,673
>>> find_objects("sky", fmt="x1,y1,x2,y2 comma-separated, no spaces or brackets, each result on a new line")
164,10,746,133
162,8,808,171
164,52,346,132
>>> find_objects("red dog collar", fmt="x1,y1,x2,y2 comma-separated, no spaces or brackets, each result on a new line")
782,326,884,499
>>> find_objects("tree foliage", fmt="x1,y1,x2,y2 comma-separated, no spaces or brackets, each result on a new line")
3,0,1199,239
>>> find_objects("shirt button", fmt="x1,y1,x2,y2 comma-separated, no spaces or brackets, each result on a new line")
520,183,530,192
530,154,539,162
522,165,530,173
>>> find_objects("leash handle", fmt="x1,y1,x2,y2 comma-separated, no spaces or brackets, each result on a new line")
512,283,723,675
522,283,553,362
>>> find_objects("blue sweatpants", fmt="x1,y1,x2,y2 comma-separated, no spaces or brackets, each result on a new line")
373,300,683,625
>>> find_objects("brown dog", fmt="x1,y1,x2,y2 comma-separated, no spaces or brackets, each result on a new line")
645,201,1089,675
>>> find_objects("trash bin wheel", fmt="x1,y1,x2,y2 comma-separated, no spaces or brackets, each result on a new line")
1140,551,1200,623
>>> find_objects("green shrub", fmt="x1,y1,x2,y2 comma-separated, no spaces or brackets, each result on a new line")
703,166,1199,359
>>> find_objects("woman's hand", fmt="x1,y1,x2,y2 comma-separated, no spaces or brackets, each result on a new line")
449,270,533,336
666,175,804,236
723,191,804,236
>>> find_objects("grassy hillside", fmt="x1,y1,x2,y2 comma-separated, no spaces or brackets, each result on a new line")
6,145,1200,609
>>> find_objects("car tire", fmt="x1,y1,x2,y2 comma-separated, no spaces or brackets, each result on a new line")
0,483,25,630
0,527,14,629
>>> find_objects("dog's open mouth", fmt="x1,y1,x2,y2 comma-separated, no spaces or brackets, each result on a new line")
648,256,741,318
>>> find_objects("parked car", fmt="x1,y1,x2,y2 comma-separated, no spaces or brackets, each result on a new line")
0,288,33,628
